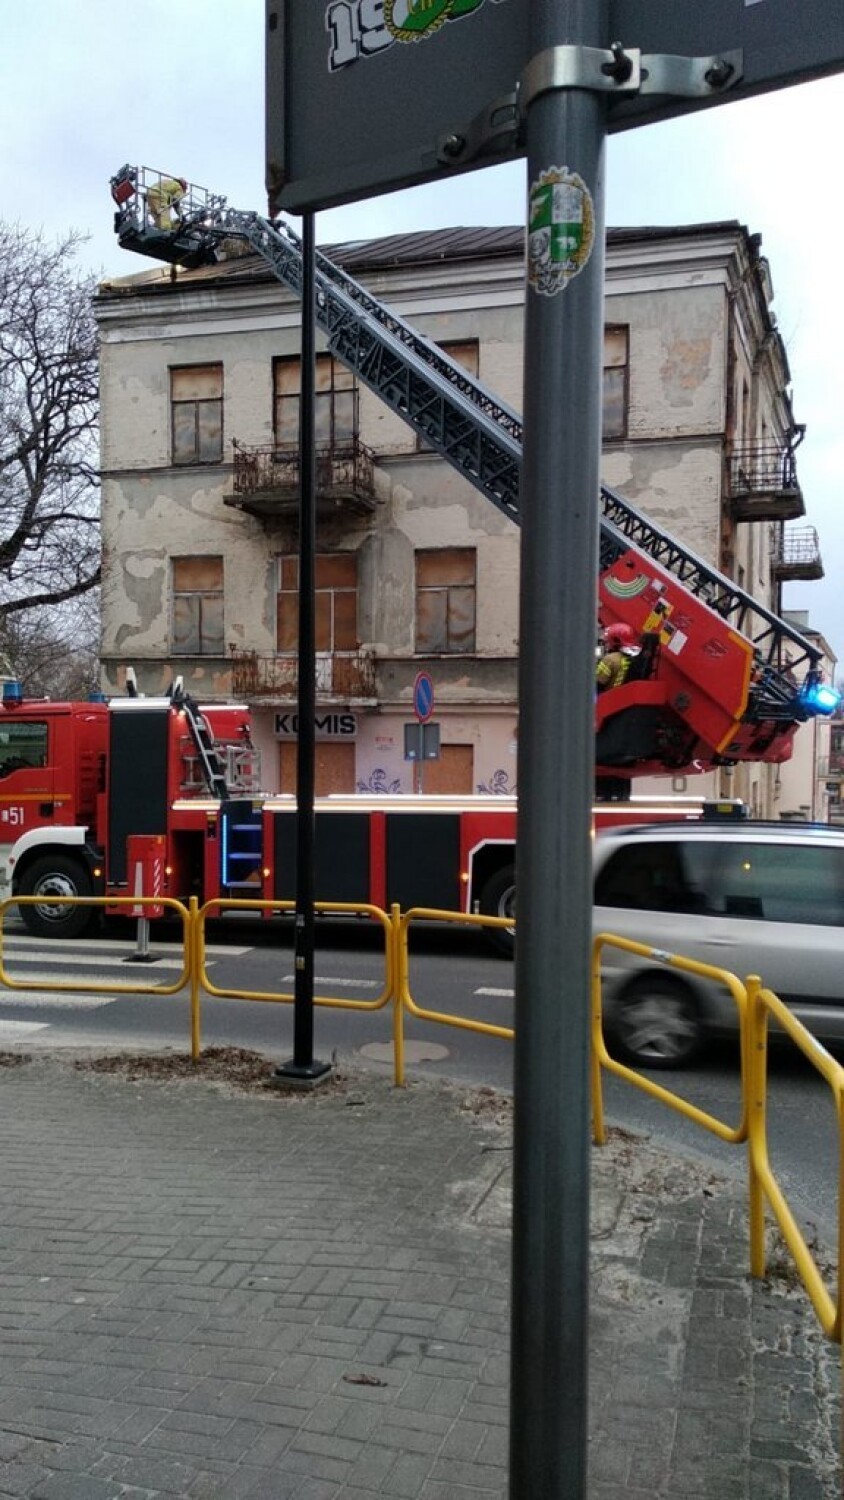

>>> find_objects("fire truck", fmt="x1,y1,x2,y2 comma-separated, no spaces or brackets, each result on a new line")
0,676,742,952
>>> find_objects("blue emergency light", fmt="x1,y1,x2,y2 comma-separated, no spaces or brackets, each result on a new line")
799,676,841,716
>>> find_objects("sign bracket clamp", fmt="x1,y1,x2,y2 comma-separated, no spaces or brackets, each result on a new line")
436,42,744,169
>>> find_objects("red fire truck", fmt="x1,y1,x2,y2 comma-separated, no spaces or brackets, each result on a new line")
0,679,743,952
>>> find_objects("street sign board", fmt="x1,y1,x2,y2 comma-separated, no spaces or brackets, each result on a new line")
413,671,435,724
404,721,441,761
267,0,524,212
267,0,844,212
608,2,844,131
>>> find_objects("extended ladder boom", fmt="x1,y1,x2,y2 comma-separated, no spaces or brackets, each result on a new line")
110,167,832,755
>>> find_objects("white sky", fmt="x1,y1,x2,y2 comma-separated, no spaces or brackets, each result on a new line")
4,2,843,663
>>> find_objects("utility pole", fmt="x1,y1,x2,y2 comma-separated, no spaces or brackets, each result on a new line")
510,2,608,1492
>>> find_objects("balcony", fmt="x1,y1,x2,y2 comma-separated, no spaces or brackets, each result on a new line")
771,525,824,582
225,438,378,519
229,648,376,702
727,443,804,522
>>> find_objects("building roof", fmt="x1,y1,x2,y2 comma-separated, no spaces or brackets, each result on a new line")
98,220,748,299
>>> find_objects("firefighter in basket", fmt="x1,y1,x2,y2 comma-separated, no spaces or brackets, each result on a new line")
146,174,188,231
595,622,642,693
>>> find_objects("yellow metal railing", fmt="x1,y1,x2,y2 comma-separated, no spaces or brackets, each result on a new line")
190,897,396,1060
0,896,193,995
591,932,750,1146
395,906,515,1086
1,893,841,1348
746,977,843,1341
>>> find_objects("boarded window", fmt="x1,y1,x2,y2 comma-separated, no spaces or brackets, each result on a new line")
415,549,476,654
172,556,224,655
277,552,358,652
417,340,480,451
171,365,223,464
279,740,356,796
603,325,629,441
274,355,356,451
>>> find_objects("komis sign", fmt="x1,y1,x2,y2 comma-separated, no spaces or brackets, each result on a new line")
275,712,357,739
325,0,509,71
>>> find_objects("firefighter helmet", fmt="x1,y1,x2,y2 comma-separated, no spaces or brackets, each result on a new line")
604,622,638,651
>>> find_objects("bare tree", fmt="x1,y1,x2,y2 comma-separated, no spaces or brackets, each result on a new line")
0,225,100,621
0,597,100,699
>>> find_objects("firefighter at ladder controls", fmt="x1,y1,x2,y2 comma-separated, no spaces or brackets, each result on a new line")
596,623,641,693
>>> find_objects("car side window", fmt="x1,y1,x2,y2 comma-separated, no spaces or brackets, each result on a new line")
595,841,712,914
596,837,844,927
709,842,844,927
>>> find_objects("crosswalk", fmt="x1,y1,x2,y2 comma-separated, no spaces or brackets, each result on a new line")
0,926,250,1041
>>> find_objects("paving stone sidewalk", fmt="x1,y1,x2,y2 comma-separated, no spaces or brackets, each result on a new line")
0,1051,838,1499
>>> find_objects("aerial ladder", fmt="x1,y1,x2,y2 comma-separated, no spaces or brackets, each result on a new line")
109,166,839,783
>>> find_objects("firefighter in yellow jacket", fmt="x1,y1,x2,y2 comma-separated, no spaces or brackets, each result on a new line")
146,175,188,231
596,622,641,693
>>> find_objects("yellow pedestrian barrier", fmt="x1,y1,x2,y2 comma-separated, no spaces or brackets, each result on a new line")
591,931,750,1147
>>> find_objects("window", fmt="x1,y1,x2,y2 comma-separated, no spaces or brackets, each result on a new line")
415,549,476,654
417,341,479,451
172,556,224,655
0,721,47,775
602,325,629,441
170,365,223,464
274,355,356,451
594,838,844,927
277,553,358,652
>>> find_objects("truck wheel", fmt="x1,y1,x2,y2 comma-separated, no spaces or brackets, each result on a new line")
17,856,94,939
608,975,702,1068
480,867,515,958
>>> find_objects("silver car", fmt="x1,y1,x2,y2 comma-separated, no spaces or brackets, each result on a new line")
593,821,844,1067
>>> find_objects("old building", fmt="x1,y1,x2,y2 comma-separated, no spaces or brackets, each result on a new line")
94,220,823,808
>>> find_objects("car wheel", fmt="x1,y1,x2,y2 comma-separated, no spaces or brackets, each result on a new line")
480,867,515,958
17,855,94,939
609,974,702,1068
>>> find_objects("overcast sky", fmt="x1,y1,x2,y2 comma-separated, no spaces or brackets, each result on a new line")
4,3,843,665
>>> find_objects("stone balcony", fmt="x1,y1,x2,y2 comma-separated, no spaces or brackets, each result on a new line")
229,648,377,702
727,443,804,522
224,438,378,518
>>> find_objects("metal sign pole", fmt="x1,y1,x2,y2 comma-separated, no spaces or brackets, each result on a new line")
274,209,329,1085
510,0,608,1493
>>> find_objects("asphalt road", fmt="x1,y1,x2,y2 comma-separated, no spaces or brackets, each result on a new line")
0,909,839,1248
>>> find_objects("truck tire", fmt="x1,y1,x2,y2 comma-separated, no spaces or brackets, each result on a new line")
480,866,516,958
17,855,95,939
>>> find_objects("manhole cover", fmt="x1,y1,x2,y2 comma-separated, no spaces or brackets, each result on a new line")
360,1040,450,1063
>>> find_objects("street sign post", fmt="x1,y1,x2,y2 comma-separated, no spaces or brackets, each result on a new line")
407,677,438,790
266,0,844,212
265,1,844,1493
413,670,435,723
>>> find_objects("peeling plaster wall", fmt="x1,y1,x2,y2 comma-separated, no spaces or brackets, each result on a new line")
601,443,723,560
607,281,727,438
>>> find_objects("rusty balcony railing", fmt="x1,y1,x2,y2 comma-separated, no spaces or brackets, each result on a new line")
771,525,823,581
727,444,804,520
229,648,377,700
228,438,377,515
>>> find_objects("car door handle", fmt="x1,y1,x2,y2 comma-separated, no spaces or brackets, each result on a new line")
702,936,738,946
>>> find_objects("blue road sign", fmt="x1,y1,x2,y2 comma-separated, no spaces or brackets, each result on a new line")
413,672,435,723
